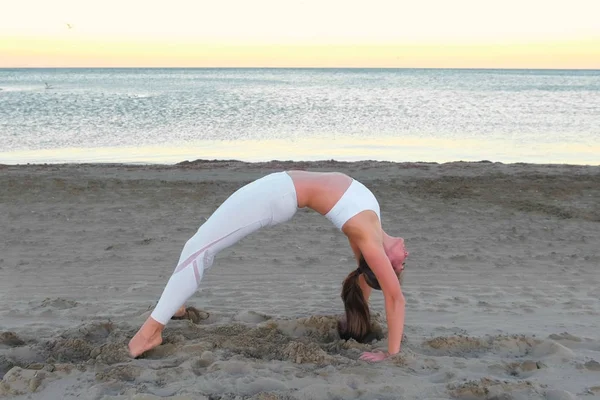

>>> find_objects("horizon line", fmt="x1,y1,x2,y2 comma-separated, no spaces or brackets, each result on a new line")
2,66,599,71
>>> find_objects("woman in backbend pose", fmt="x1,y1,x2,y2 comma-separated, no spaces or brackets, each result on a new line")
128,171,409,362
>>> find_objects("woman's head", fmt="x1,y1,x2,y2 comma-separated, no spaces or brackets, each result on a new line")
383,234,409,274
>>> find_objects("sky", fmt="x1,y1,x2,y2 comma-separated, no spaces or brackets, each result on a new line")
1,0,599,68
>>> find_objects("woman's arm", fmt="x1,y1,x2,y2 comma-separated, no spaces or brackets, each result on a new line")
358,241,406,355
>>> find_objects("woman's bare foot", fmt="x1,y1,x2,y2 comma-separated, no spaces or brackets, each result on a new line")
173,306,186,318
170,306,209,323
128,317,165,358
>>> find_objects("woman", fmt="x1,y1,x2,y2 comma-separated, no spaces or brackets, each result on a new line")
128,171,409,362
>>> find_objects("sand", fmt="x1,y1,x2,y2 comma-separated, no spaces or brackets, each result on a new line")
0,159,599,400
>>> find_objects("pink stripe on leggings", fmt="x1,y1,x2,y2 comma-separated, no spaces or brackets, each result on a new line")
193,260,202,285
173,222,258,275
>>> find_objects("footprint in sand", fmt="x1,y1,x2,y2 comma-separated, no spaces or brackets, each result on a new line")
38,297,79,310
447,377,543,400
545,389,578,400
503,360,545,378
0,332,25,348
422,334,576,362
422,335,490,357
233,310,271,324
190,351,216,375
576,360,600,371
586,386,600,396
0,367,58,397
548,332,600,350
95,364,144,382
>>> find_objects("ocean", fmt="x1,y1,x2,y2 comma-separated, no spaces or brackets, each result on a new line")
0,68,598,165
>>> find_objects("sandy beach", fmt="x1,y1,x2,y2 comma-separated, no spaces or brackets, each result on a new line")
1,159,599,400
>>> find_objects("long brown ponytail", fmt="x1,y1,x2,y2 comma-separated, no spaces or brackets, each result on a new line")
338,268,372,343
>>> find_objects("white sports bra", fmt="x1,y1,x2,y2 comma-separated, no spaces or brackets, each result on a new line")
324,179,381,230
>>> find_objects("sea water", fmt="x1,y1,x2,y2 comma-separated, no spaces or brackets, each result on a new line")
0,68,598,164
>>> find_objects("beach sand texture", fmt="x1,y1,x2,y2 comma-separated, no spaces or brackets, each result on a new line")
1,160,599,400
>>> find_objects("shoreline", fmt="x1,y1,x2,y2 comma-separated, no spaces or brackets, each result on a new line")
1,134,598,167
1,157,599,168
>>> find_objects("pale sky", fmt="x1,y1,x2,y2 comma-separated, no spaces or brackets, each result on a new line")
1,0,599,68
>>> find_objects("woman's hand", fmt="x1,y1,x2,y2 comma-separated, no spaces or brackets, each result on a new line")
359,351,389,362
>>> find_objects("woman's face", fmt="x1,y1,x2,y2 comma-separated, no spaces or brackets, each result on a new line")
390,238,409,274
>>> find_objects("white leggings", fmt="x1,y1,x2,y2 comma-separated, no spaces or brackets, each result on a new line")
150,172,298,324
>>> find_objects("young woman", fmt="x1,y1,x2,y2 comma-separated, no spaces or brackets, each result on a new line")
128,171,409,362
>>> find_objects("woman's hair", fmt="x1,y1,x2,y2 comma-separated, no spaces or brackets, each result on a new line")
358,256,382,290
338,256,405,343
338,256,380,343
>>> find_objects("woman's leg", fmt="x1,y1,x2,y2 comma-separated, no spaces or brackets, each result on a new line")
128,172,297,357
149,211,273,325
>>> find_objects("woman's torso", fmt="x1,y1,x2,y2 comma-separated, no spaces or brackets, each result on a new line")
286,170,351,213
285,170,381,240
